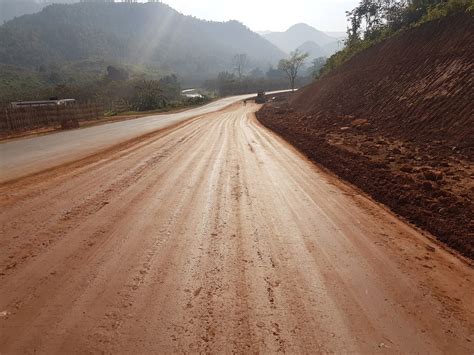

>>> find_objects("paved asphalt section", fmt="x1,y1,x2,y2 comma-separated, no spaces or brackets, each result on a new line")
0,103,473,353
0,94,256,183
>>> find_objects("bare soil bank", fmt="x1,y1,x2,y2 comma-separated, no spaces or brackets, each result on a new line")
257,13,474,259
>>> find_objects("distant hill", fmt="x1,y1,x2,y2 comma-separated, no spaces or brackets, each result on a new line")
325,31,347,40
0,0,79,24
296,41,326,60
322,41,345,56
263,23,340,56
0,2,285,81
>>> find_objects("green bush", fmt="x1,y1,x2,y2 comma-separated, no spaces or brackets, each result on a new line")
419,0,474,23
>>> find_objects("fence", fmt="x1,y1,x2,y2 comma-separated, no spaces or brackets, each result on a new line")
0,103,104,133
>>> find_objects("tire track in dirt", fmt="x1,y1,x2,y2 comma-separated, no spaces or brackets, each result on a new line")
0,103,473,354
0,117,208,274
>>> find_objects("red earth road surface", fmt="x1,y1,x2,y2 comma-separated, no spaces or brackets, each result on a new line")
0,103,473,353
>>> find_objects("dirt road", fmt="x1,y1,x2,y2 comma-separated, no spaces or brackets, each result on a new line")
1,103,473,353
0,94,255,183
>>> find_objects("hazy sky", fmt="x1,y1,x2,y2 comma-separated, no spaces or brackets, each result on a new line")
159,0,360,32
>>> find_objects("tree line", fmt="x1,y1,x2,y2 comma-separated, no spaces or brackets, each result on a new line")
0,64,211,113
321,0,473,76
204,52,326,96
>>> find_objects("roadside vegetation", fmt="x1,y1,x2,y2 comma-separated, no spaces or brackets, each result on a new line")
204,52,318,96
0,63,212,114
278,50,310,91
320,0,474,76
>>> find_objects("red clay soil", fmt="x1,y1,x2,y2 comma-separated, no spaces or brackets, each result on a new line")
257,13,474,259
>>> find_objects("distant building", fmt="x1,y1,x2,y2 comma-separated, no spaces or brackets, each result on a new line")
182,89,203,99
10,99,76,108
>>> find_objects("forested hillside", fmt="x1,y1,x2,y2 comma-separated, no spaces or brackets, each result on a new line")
0,2,284,81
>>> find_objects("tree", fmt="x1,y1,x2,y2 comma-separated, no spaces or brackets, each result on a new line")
216,71,237,96
266,66,285,81
309,57,327,79
249,67,265,79
131,80,165,111
106,65,129,81
232,54,248,80
278,50,309,91
159,74,181,100
345,0,450,44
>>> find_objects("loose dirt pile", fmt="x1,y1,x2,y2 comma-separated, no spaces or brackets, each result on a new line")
257,13,474,259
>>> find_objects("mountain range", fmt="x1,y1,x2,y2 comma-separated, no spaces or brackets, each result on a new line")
0,1,347,87
262,24,345,59
0,2,285,82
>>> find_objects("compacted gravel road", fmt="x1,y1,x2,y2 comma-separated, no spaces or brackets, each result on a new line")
0,103,473,353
